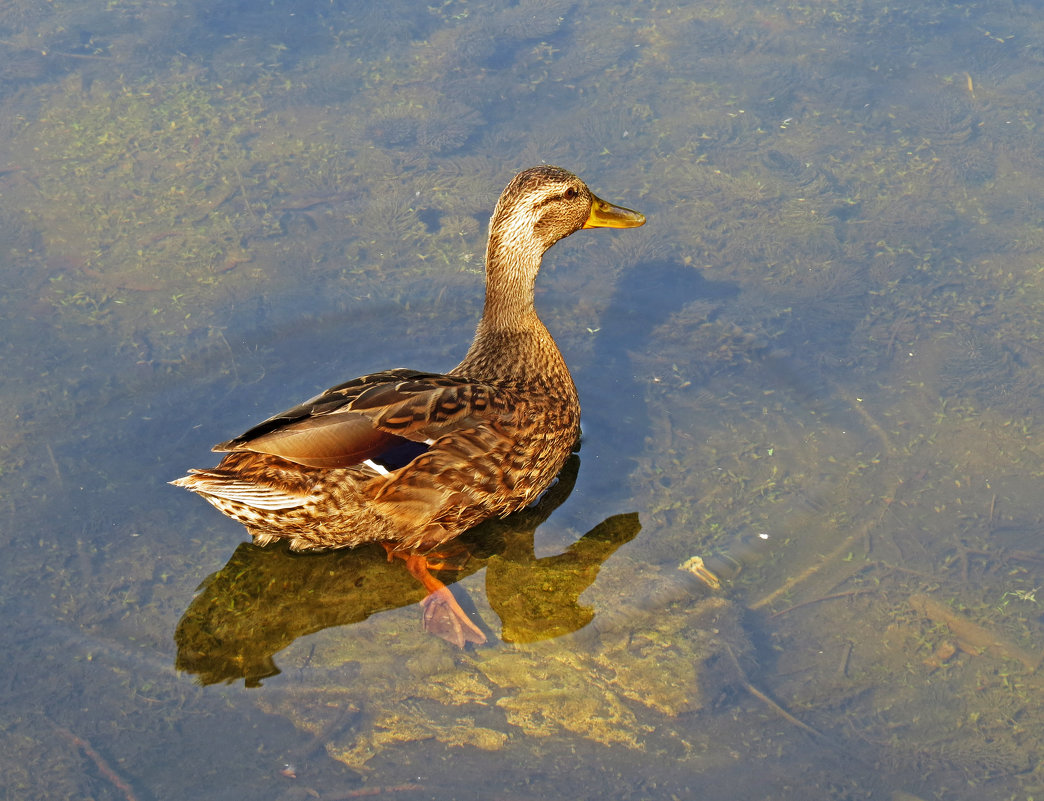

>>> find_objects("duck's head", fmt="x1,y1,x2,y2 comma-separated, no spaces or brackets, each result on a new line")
460,166,645,372
487,165,646,267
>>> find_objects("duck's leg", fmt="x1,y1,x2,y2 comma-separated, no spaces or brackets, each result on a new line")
382,545,486,647
409,553,487,648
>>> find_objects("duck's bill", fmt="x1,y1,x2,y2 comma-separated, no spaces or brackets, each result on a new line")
583,196,646,229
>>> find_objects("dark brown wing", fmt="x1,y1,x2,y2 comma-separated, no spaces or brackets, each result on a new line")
213,368,514,470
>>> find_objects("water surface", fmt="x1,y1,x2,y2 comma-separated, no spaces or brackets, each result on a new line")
2,0,1044,798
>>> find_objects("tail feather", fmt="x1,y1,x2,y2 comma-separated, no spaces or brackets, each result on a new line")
170,470,311,511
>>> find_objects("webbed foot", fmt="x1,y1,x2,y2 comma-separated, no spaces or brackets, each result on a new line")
385,549,486,646
421,586,486,647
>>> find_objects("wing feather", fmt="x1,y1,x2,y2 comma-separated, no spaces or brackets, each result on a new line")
213,369,518,471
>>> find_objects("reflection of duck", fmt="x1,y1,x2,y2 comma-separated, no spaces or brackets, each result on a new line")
172,166,645,644
485,512,640,643
470,454,641,643
175,456,642,684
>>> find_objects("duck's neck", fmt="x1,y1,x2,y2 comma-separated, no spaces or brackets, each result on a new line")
452,231,573,392
480,228,542,331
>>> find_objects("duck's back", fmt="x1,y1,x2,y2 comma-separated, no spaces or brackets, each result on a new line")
173,365,579,552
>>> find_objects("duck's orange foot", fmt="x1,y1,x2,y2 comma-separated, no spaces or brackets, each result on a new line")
392,550,485,647
422,586,486,647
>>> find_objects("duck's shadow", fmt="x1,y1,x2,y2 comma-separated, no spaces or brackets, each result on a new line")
174,455,639,686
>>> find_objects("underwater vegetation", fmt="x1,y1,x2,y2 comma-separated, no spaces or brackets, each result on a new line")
3,0,1044,798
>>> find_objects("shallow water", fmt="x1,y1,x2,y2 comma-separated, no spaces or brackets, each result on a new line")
3,0,1044,798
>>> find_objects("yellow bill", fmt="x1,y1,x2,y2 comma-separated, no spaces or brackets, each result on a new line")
583,195,646,229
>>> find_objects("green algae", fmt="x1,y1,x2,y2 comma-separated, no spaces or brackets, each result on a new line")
252,586,750,770
9,67,354,340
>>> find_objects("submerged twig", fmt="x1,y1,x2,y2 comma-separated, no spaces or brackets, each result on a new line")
768,589,875,619
723,645,822,739
53,724,140,801
908,593,1041,672
751,477,904,610
830,381,895,457
837,640,854,679
324,785,425,799
277,701,364,783
723,646,879,772
45,442,63,488
0,40,112,60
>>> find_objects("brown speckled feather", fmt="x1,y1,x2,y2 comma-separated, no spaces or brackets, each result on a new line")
172,166,644,554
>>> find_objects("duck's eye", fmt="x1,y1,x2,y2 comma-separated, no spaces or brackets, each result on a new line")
563,187,578,200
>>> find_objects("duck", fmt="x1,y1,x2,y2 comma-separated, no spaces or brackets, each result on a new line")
172,165,645,645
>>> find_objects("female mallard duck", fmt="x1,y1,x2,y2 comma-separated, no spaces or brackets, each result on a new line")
173,166,645,645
